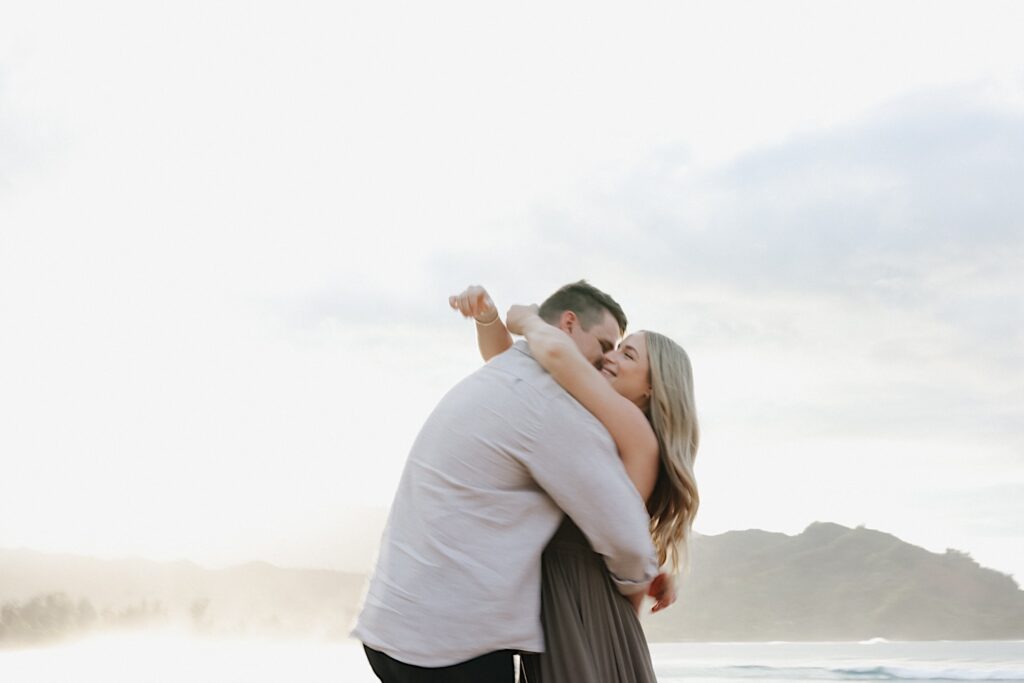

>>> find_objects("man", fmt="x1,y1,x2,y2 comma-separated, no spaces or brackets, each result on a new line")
353,281,658,682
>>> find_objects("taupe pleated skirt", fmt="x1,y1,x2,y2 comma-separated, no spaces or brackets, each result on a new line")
521,517,658,683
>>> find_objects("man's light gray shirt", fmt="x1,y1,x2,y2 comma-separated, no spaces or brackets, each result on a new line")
352,341,658,667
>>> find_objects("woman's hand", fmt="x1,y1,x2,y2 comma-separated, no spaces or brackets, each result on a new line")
505,304,540,335
449,285,497,324
648,572,677,613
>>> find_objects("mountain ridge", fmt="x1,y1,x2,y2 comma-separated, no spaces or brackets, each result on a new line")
2,522,1021,644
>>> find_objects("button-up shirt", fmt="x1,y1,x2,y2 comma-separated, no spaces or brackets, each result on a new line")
352,341,657,667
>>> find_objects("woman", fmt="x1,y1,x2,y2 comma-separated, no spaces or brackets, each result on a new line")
449,285,700,682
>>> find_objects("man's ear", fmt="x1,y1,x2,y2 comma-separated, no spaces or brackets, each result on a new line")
559,310,577,334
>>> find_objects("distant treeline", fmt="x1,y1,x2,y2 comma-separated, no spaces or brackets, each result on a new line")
0,593,189,646
0,592,325,647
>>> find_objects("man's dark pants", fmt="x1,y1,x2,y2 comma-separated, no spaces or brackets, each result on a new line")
364,645,516,683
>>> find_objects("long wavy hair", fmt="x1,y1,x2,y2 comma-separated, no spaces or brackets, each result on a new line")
644,331,700,573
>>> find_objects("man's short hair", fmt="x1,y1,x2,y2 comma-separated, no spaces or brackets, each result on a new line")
538,280,628,335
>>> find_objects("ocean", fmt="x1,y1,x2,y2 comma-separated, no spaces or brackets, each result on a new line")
650,640,1024,682
1,635,1021,682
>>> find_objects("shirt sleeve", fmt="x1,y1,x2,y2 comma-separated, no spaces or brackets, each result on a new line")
524,394,659,594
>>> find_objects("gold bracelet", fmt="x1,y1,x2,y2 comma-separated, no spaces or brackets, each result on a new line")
475,312,500,327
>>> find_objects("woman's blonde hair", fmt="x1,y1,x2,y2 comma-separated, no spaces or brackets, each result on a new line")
644,331,700,573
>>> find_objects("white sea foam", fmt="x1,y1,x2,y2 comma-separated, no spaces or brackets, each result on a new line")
662,664,1024,681
651,641,1024,682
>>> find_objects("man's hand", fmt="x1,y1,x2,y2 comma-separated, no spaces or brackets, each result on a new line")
504,304,540,335
449,285,497,323
647,572,677,613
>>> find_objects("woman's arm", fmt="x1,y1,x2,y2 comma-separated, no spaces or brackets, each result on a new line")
449,285,513,361
507,305,660,502
510,305,675,615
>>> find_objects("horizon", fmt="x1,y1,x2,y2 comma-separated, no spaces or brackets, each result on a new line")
2,518,1017,583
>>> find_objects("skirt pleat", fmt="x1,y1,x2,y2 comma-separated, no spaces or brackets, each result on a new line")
521,517,658,683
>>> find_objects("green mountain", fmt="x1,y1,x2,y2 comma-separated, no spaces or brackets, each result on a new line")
641,522,1024,641
2,522,1022,645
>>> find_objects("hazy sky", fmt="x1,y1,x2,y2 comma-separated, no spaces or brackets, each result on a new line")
1,1,1022,581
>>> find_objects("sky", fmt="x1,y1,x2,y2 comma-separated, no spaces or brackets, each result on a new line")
1,1,1022,581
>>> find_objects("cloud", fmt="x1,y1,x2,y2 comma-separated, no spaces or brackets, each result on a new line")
0,67,63,192
424,83,1022,337
546,83,1023,291
420,83,1024,454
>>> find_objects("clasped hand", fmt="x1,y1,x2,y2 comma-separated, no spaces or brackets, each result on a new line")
504,304,539,335
448,285,539,335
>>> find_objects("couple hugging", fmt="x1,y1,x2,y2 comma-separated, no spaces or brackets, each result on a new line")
354,281,700,682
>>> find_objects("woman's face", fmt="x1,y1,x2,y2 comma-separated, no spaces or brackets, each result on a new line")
600,332,652,410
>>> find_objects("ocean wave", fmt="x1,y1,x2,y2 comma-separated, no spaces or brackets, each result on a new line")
660,664,1024,681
